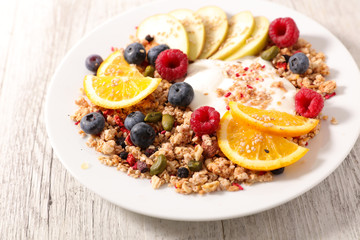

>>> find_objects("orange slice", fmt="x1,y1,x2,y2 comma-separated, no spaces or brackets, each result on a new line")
83,75,161,109
217,112,308,171
229,102,319,137
97,50,143,77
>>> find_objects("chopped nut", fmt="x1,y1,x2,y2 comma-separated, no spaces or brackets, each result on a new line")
201,181,220,193
201,135,219,158
151,175,162,189
194,145,203,161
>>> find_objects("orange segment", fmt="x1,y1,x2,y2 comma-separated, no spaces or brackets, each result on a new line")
217,112,308,171
83,75,161,109
97,51,143,77
229,102,319,137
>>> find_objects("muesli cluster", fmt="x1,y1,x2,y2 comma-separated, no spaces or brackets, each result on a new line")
72,8,336,194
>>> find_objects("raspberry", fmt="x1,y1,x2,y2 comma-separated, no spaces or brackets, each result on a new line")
269,17,299,47
155,49,188,81
295,87,324,118
190,106,220,136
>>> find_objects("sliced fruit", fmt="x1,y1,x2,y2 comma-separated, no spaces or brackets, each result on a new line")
210,11,255,60
97,51,143,77
225,16,270,61
195,6,228,59
83,75,161,109
217,112,308,171
136,14,189,55
229,102,319,137
169,9,205,61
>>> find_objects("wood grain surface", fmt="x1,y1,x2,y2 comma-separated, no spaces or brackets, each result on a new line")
1,0,359,239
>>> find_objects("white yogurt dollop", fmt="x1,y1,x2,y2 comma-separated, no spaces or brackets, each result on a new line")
184,57,296,116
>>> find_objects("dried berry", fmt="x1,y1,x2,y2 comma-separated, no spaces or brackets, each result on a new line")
119,151,128,160
137,161,149,173
115,136,126,148
145,34,154,42
144,148,156,157
126,154,136,166
177,167,189,178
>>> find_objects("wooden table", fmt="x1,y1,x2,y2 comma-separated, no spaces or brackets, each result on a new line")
1,0,359,239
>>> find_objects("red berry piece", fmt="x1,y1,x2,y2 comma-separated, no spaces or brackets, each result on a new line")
190,106,220,136
295,87,324,118
269,17,299,47
155,49,188,81
126,154,136,166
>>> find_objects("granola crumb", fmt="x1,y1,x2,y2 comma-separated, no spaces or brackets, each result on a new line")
81,162,90,169
151,175,163,189
321,115,328,120
331,117,338,125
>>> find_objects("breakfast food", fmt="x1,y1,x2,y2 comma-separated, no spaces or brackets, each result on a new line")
71,7,336,194
195,6,228,59
209,11,255,60
169,9,205,61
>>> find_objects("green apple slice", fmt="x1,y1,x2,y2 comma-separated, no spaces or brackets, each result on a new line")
169,9,205,61
225,16,270,61
195,6,228,59
136,14,189,55
210,11,255,60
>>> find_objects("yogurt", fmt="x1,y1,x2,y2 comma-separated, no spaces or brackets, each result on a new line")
184,57,297,116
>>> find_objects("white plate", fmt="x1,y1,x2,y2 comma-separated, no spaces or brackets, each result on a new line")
45,0,360,221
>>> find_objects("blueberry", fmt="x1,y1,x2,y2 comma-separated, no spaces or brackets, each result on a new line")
130,123,156,149
119,151,128,160
80,112,105,135
147,44,170,66
177,167,189,178
124,111,145,130
124,43,146,65
85,54,103,72
289,52,309,74
271,167,285,175
168,82,194,107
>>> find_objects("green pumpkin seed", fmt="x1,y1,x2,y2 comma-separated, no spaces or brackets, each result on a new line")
144,112,162,123
187,160,202,172
261,46,280,61
150,154,167,176
162,114,174,131
144,65,155,77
